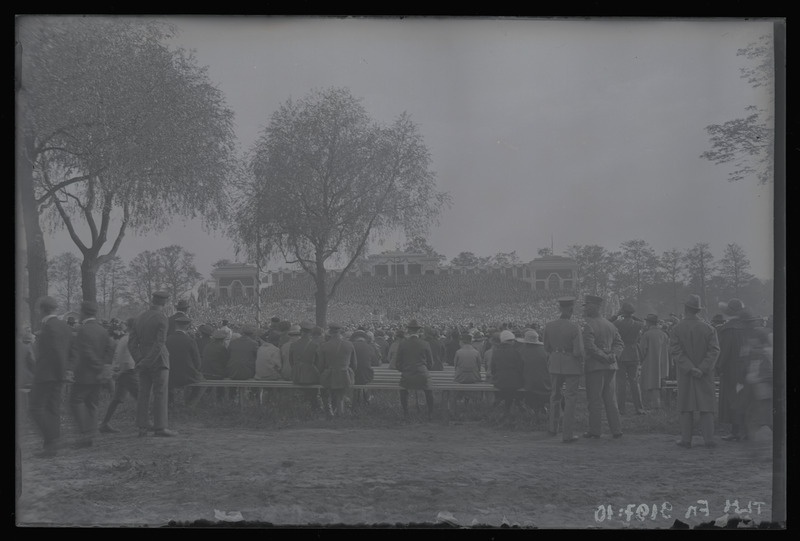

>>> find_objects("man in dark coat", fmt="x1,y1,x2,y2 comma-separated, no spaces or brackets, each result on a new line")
289,320,323,412
582,295,624,439
166,315,203,406
318,323,357,417
194,324,214,356
68,301,115,448
129,291,177,437
351,330,377,407
612,302,646,415
716,298,749,442
28,296,74,458
491,330,525,419
227,325,259,380
167,298,191,336
517,329,551,415
424,327,445,371
670,294,720,449
395,320,435,418
373,330,390,365
544,297,585,443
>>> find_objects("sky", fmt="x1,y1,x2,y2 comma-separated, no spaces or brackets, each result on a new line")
39,16,778,280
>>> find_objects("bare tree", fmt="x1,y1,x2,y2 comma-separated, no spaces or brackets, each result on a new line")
96,255,127,319
125,250,163,306
232,87,449,327
683,243,716,311
659,248,685,314
157,245,203,306
618,239,660,309
47,252,82,312
718,242,755,298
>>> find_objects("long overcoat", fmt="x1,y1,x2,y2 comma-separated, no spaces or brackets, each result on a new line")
226,335,259,380
69,319,115,384
543,317,584,375
395,335,433,390
290,335,321,384
669,314,720,412
490,342,524,391
352,339,376,385
201,340,229,379
318,335,357,390
716,318,748,424
166,330,203,388
638,326,670,391
519,343,551,398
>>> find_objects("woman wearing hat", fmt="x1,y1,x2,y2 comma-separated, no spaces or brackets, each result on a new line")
517,330,550,416
491,330,525,422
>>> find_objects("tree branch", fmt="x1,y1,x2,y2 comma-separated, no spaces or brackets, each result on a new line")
35,172,98,205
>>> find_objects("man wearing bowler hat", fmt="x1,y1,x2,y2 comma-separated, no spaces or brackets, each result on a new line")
581,294,624,439
670,294,720,449
129,290,177,437
395,319,435,419
613,302,647,415
68,300,115,448
29,296,74,457
544,296,585,443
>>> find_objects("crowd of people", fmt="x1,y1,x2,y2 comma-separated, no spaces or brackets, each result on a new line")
19,287,773,458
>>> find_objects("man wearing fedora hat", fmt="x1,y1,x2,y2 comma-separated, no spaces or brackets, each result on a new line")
394,319,435,419
168,299,192,336
715,298,749,442
581,294,624,439
613,302,647,415
639,314,670,409
669,294,720,449
68,301,115,448
129,290,177,437
29,296,74,457
544,297,585,442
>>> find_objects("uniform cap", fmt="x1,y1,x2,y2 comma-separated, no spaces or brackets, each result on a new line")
583,294,604,306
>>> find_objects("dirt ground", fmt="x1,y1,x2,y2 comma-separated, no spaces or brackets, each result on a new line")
15,393,776,530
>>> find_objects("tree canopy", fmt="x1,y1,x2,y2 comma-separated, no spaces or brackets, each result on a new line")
232,86,449,326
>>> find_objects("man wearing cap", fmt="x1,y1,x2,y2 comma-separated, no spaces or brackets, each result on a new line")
318,324,357,417
581,294,624,439
168,299,192,336
129,291,177,437
166,315,203,406
28,296,74,457
670,294,720,449
715,298,749,442
638,314,670,410
279,323,301,381
288,321,323,411
68,301,115,448
394,320,435,418
518,329,550,416
612,302,647,415
543,297,585,442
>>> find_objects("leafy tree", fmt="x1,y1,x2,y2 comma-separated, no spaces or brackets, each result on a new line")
718,242,755,298
212,259,233,268
536,247,553,257
700,34,774,184
233,87,448,327
18,16,237,309
683,243,716,311
47,252,82,312
491,251,521,266
96,255,127,319
566,244,614,297
659,248,685,314
404,235,445,262
157,245,203,307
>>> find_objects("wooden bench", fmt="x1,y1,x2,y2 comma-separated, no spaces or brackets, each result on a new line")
188,365,498,411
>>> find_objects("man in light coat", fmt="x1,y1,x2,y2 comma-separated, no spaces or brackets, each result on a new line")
582,295,624,439
638,314,670,409
670,294,720,449
544,297,585,443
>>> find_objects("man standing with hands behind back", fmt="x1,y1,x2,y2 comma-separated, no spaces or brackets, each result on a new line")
581,294,624,440
544,296,585,443
128,291,177,437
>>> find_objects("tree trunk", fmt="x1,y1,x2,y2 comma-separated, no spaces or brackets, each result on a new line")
81,257,99,304
315,281,328,329
18,134,49,332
